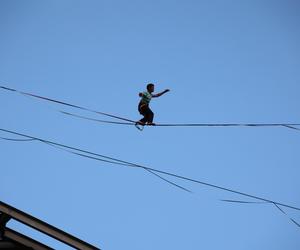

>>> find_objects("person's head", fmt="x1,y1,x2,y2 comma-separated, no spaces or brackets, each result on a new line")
147,83,155,93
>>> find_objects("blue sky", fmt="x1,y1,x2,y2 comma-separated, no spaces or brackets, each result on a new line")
1,0,300,249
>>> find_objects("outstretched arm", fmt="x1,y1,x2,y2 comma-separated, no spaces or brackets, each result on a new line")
152,89,170,98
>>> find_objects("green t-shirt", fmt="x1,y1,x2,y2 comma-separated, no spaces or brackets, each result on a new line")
141,91,152,104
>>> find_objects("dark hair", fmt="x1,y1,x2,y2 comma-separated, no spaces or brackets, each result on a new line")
147,83,154,91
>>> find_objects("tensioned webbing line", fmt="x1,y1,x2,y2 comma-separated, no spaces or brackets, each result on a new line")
1,127,299,212
61,110,300,131
1,85,300,130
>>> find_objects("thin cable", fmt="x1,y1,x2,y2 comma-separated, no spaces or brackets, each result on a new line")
142,168,300,211
0,136,36,142
273,203,300,228
60,110,300,132
2,85,300,130
222,198,300,228
1,130,191,193
62,150,191,193
43,141,133,167
1,128,299,212
282,125,300,131
221,199,268,204
155,123,300,128
60,111,134,125
144,168,192,193
0,85,136,123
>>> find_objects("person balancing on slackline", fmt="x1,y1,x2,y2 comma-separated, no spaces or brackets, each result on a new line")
135,83,170,129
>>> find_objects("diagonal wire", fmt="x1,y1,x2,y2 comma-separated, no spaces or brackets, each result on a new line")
0,135,189,193
221,200,300,227
63,149,192,193
282,125,300,131
0,85,136,123
0,136,36,142
2,85,300,131
1,127,299,212
60,111,134,125
2,133,191,193
143,168,192,193
43,141,133,167
221,198,300,228
273,203,300,228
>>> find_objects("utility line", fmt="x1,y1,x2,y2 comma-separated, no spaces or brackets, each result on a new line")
221,199,300,228
1,127,299,212
2,129,191,193
221,199,268,204
67,151,192,193
1,85,300,130
0,136,35,142
273,203,300,228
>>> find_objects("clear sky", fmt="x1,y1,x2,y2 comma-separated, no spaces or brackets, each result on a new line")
1,0,300,249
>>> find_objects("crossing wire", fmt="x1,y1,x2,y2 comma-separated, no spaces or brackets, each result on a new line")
221,199,300,228
1,85,300,130
1,129,191,193
1,127,300,213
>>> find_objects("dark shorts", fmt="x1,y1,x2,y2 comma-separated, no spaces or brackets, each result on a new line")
138,102,154,123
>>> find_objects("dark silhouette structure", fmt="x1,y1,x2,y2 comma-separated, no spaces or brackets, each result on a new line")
0,201,100,250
